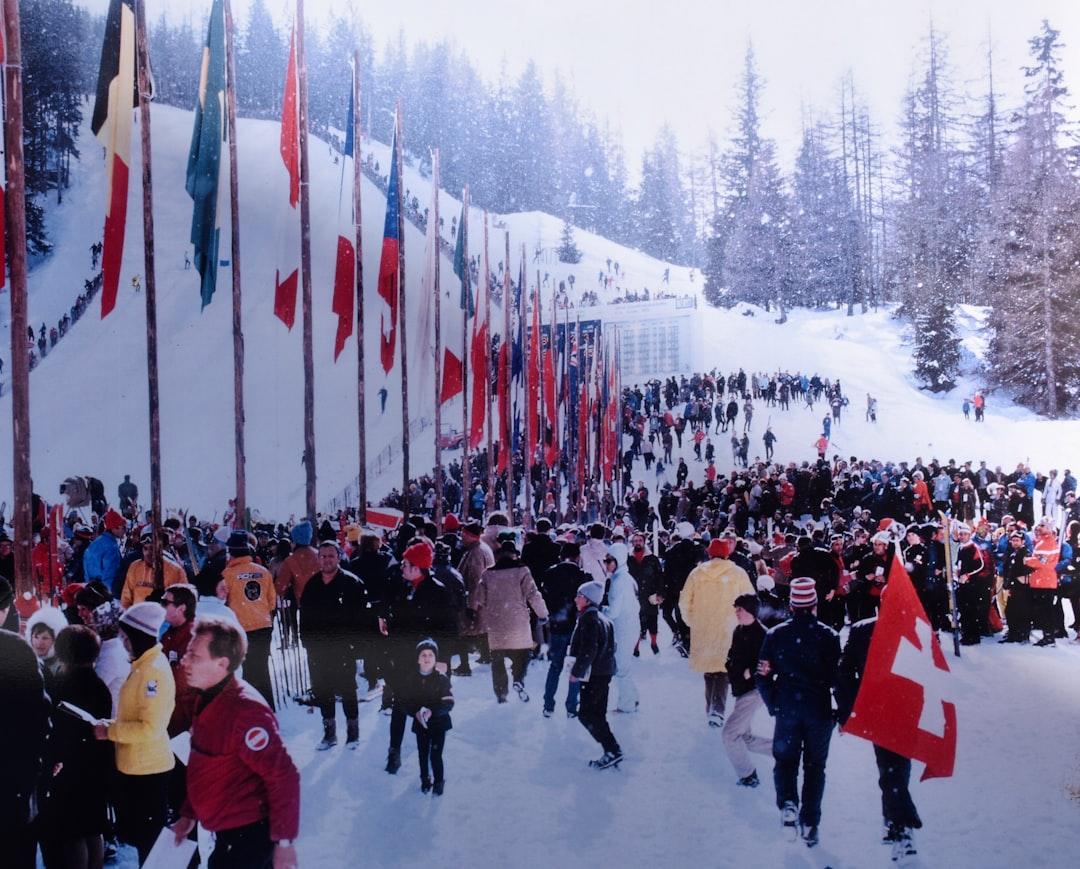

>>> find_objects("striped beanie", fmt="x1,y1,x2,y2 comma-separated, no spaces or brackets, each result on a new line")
789,577,818,609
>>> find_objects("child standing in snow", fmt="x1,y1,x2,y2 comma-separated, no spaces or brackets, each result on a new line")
403,639,454,795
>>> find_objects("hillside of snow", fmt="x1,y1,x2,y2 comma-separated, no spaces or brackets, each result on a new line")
1,103,1078,519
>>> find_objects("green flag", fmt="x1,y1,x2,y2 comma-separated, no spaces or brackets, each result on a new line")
453,201,473,317
186,0,227,309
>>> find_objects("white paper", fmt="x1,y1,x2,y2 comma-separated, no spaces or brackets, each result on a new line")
58,700,102,725
143,829,198,869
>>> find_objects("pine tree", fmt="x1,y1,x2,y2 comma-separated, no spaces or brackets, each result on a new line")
913,296,962,391
557,219,582,264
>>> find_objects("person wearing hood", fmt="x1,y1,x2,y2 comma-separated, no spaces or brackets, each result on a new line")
680,537,755,727
27,604,69,676
473,538,549,703
580,523,610,585
603,542,641,713
93,602,176,865
274,519,320,647
75,581,130,715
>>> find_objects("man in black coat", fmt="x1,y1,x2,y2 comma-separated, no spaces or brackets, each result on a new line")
0,577,51,869
627,532,663,655
836,617,921,862
301,542,377,750
756,578,841,848
347,531,394,693
569,580,621,768
660,528,702,654
791,536,842,630
539,543,589,717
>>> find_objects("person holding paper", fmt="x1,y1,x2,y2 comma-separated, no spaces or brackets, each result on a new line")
93,602,175,866
171,617,300,869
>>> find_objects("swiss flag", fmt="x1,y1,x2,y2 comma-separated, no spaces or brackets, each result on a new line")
842,556,957,780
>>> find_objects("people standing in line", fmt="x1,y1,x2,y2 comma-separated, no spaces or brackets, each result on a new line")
219,531,277,710
722,594,773,788
569,580,622,769
756,577,841,849
93,602,176,866
680,537,755,727
171,617,300,869
539,542,588,718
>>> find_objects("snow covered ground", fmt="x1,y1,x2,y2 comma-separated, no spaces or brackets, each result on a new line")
262,618,1080,869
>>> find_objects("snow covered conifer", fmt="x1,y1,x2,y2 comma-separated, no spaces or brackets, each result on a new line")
913,296,961,392
557,219,582,264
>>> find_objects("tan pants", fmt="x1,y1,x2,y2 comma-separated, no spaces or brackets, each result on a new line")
722,689,774,778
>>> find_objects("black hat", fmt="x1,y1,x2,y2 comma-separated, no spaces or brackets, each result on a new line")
463,521,483,536
416,638,439,656
733,593,759,617
227,529,251,552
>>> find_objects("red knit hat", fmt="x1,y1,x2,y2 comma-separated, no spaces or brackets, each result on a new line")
707,537,735,559
402,540,434,571
443,513,461,533
103,508,126,532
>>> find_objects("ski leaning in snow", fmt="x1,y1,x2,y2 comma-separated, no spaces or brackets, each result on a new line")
938,511,962,658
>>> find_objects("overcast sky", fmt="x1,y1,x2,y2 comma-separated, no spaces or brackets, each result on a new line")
78,0,1080,168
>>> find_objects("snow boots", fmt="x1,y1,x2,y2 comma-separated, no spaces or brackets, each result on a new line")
890,828,917,863
317,719,337,751
432,780,445,796
781,802,798,840
345,717,359,749
801,825,819,848
588,750,624,770
737,771,759,788
385,747,401,774
708,712,724,729
421,777,432,794
513,681,530,702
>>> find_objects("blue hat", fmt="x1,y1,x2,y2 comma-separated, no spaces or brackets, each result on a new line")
290,520,313,547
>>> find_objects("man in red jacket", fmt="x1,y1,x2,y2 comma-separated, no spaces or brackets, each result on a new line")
171,617,300,868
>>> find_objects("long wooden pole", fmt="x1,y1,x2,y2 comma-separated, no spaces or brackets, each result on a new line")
551,282,561,524
483,213,494,513
297,0,317,522
134,0,163,582
503,232,512,517
460,188,470,516
3,0,34,597
522,284,531,530
396,103,410,504
224,0,246,528
536,270,544,519
352,53,366,524
432,149,443,533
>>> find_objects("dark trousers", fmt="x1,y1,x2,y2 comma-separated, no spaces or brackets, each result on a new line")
918,584,949,632
309,650,359,720
638,601,659,637
704,671,729,716
490,648,529,699
416,728,447,783
114,770,170,866
1032,588,1058,637
1004,583,1033,639
957,579,984,643
772,710,833,827
0,793,36,869
874,744,922,830
244,627,275,710
578,676,620,754
661,596,689,647
209,819,274,869
543,632,580,713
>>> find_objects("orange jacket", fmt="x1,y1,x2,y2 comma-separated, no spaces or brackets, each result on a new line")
223,556,277,632
1024,540,1059,590
913,480,931,511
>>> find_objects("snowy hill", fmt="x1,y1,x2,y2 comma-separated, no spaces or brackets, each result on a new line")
2,103,1078,518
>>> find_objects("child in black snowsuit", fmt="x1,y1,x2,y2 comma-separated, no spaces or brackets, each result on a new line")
404,639,455,794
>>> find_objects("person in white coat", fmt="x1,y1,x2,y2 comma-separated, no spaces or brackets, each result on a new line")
580,524,611,585
1043,469,1062,526
603,543,640,713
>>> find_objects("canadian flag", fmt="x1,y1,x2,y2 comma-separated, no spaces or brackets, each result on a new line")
842,556,958,780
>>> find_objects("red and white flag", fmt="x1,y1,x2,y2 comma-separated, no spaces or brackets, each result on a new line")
842,556,958,780
91,0,137,317
331,70,356,360
467,214,489,451
273,25,300,329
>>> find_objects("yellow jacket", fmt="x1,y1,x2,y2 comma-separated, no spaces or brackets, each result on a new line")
223,556,276,632
108,644,176,775
120,557,187,609
680,558,755,674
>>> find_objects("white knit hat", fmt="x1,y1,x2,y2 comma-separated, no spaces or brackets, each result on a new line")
120,602,166,638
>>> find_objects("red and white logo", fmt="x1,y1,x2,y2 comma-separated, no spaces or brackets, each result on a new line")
244,726,269,752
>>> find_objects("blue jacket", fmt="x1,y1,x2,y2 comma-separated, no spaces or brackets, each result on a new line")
83,533,122,590
756,610,840,720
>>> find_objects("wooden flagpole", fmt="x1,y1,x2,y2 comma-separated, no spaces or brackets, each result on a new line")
224,0,246,528
2,0,34,596
503,231,512,516
460,187,470,517
134,0,163,581
522,283,532,530
432,149,443,533
396,103,410,505
483,212,494,513
296,0,317,522
551,281,561,524
352,51,366,524
536,270,544,520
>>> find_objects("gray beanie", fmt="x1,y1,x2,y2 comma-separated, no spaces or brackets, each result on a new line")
577,580,605,606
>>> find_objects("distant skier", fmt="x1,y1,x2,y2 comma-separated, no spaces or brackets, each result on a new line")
184,251,191,270
866,394,877,423
763,428,777,462
962,397,970,420
379,387,388,414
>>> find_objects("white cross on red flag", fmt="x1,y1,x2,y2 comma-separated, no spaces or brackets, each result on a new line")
841,555,958,780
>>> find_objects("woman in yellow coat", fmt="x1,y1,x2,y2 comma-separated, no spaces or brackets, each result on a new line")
680,537,755,727
93,602,175,865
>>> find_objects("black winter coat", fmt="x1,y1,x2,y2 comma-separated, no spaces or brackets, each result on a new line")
300,568,377,653
627,552,663,603
383,573,458,654
0,629,50,811
399,669,454,735
569,606,616,680
663,539,703,599
726,620,767,698
835,616,875,726
540,561,589,634
756,611,840,719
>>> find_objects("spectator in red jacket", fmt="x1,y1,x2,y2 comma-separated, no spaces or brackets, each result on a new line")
171,617,300,869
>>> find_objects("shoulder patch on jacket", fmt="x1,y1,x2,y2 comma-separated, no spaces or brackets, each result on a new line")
146,679,158,697
244,726,269,752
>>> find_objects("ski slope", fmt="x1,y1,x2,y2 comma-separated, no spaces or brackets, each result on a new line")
1,103,1078,519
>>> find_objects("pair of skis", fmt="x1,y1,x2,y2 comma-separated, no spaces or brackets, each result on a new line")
938,510,962,658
